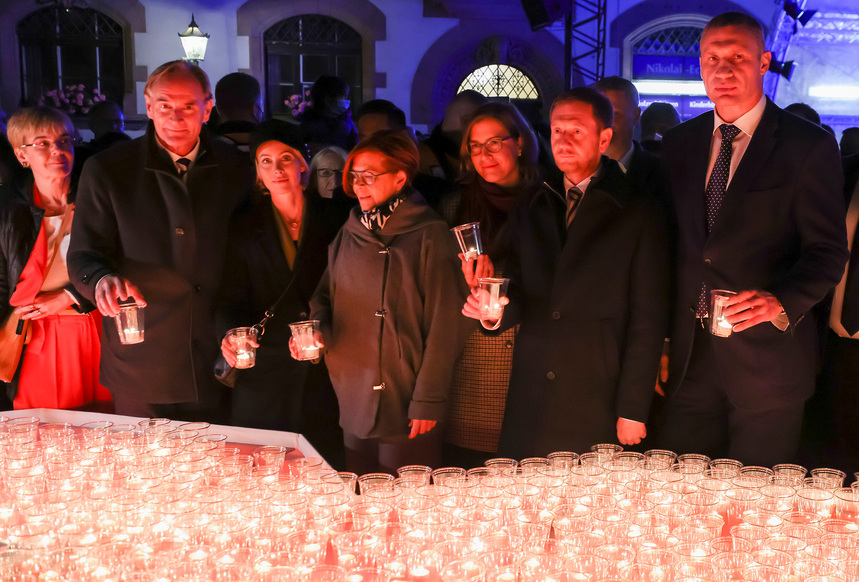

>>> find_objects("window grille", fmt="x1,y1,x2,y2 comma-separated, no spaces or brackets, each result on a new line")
17,6,125,107
632,26,703,57
458,65,540,100
264,14,362,118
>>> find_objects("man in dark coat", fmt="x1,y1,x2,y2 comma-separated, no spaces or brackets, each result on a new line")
657,13,848,466
464,87,670,457
68,61,253,421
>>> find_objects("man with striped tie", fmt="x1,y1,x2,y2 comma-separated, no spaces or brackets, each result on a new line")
69,61,253,421
463,87,670,457
657,12,848,466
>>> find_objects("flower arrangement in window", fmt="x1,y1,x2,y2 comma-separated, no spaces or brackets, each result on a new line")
38,84,107,116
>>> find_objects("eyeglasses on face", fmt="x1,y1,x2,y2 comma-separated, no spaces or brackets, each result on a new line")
467,136,514,156
316,168,343,179
348,170,391,185
20,136,76,151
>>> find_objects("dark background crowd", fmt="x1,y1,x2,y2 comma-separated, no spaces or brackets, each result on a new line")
1,12,858,477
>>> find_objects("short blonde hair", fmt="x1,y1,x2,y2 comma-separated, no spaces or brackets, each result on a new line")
144,60,212,101
7,106,75,149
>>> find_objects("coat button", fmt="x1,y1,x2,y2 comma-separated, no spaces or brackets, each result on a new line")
193,285,202,293
175,227,185,235
505,340,513,348
552,311,561,320
546,371,556,380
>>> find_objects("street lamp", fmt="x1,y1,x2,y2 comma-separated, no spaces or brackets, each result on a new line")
178,14,209,65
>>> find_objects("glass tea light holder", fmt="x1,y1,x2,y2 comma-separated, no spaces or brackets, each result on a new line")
451,222,484,261
709,289,736,337
477,277,510,331
289,320,321,361
226,327,259,369
115,303,145,344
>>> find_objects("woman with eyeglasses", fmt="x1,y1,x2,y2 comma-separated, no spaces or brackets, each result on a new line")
308,146,347,200
438,101,548,468
219,119,349,466
0,106,109,409
298,129,466,474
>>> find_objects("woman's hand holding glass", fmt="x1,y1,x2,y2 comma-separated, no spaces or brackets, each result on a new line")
220,333,259,367
458,253,495,289
462,286,509,321
288,332,325,361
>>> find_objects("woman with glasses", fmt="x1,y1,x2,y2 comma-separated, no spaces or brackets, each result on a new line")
307,146,348,200
298,129,466,474
0,106,109,409
219,119,349,465
439,102,547,467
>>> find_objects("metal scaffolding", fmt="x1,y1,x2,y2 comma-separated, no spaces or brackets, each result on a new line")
565,0,607,88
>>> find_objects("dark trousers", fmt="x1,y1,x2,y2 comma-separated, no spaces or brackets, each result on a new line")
657,325,805,467
343,428,442,475
110,388,229,425
819,330,859,474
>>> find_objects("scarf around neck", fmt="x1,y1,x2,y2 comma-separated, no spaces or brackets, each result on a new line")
360,191,406,232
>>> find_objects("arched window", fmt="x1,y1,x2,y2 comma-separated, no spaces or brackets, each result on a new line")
458,65,540,100
17,6,124,108
264,14,362,119
626,23,709,119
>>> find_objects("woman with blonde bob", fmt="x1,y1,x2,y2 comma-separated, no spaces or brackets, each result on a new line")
299,129,467,473
220,119,348,464
1,106,109,408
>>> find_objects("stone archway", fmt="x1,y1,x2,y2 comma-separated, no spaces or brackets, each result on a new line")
0,0,146,114
237,0,385,106
410,23,564,128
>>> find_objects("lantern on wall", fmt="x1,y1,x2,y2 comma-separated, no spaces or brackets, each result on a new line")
178,14,209,64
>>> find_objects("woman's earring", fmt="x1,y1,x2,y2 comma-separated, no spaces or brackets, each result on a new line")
22,161,29,167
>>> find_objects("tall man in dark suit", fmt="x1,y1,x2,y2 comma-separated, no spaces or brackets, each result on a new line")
69,61,253,421
658,13,848,466
463,87,670,457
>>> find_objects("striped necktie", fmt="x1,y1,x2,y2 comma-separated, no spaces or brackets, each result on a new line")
566,186,583,226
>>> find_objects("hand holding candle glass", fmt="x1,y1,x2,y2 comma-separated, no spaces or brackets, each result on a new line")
709,289,736,337
462,277,510,330
453,222,493,287
289,319,323,361
114,302,145,344
221,327,259,368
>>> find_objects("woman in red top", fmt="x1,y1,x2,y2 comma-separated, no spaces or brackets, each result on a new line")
1,106,109,409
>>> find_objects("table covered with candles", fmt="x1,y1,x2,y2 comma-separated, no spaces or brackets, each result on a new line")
1,410,859,581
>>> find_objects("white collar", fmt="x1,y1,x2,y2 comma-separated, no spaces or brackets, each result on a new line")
713,94,766,139
157,136,201,166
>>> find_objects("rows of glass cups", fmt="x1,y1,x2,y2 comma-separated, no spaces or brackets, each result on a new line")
2,415,859,581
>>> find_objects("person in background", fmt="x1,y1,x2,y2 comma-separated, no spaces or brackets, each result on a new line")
301,129,466,474
639,102,680,156
657,13,847,466
308,146,348,200
213,72,263,152
69,61,254,422
840,127,859,158
1,106,110,409
439,102,547,468
784,102,821,126
463,88,670,457
219,120,347,467
75,101,130,178
419,90,488,185
593,76,669,205
299,75,358,156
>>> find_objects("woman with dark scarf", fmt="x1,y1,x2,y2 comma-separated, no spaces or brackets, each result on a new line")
439,102,548,467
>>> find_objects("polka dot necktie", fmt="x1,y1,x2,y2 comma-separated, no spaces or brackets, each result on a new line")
697,123,741,318
566,186,583,226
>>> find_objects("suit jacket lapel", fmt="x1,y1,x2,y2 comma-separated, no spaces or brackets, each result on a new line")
711,98,779,234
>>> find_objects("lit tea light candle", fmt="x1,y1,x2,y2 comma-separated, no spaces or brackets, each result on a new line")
124,327,141,342
236,352,252,367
